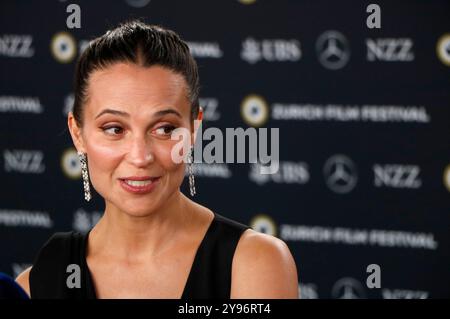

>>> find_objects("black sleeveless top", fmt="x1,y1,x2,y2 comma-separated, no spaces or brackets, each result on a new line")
29,213,251,299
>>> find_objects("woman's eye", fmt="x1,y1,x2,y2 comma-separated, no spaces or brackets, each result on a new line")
154,125,176,136
102,126,123,135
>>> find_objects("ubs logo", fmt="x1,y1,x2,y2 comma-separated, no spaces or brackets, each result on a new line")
249,162,309,185
241,38,301,64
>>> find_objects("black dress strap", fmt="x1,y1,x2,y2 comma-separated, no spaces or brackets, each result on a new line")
29,231,87,299
181,213,251,299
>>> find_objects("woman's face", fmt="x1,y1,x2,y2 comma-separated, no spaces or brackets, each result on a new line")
68,63,194,217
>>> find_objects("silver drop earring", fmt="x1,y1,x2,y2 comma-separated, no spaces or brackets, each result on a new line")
188,146,196,197
78,151,92,202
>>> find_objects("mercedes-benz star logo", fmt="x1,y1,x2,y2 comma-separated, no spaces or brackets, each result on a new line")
323,154,357,194
316,30,350,70
331,278,366,299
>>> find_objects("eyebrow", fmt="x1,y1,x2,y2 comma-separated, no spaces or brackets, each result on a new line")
95,108,182,119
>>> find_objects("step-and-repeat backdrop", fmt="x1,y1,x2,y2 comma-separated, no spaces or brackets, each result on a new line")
1,0,449,298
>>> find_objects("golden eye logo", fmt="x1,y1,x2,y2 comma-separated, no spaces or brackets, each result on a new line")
51,32,77,63
61,148,81,179
241,94,269,127
238,0,257,4
436,34,450,66
249,214,277,237
443,164,450,192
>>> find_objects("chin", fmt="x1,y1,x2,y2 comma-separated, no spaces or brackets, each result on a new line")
122,205,158,218
109,193,161,218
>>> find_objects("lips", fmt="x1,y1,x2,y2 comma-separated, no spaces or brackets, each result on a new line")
120,176,158,181
119,176,161,194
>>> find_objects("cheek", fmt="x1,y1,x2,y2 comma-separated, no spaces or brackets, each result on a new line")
153,141,185,174
84,142,122,180
153,142,187,191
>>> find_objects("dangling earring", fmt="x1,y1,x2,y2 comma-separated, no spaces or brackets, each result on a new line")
187,146,196,197
78,151,92,202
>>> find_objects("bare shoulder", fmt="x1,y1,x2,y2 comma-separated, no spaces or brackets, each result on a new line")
15,266,32,297
231,229,299,299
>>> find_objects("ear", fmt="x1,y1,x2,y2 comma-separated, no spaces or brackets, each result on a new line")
191,107,203,146
67,112,87,153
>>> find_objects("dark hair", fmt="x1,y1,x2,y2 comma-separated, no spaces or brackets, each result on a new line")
72,20,200,127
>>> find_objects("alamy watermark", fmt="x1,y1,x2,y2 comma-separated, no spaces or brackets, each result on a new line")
366,264,381,289
66,263,81,289
170,120,280,175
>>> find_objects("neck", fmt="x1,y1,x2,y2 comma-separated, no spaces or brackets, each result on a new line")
90,190,193,263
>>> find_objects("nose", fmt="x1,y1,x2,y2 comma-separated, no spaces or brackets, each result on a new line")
127,135,155,168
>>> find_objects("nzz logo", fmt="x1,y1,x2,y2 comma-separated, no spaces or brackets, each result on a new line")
366,38,414,62
3,149,45,174
373,164,421,189
0,35,34,58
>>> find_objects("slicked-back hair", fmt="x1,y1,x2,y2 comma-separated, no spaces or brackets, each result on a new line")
72,20,200,127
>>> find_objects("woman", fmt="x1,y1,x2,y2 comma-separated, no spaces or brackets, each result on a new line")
15,20,298,299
